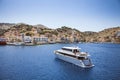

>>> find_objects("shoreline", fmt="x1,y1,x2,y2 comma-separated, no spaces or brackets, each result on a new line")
0,42,120,46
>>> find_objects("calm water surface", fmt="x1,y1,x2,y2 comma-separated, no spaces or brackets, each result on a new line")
0,43,120,80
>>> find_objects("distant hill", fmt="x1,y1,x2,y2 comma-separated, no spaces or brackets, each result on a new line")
0,23,15,30
34,24,48,29
0,23,48,30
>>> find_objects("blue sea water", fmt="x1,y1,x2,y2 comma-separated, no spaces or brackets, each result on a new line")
0,43,120,80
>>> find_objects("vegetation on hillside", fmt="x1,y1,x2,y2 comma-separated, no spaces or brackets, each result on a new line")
0,23,120,43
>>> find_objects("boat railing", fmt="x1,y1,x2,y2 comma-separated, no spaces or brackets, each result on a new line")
79,52,89,57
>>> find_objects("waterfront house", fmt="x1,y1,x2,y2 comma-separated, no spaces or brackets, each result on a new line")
24,36,32,43
33,36,48,44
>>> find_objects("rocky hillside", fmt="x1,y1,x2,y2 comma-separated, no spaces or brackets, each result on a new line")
97,27,120,43
0,23,120,43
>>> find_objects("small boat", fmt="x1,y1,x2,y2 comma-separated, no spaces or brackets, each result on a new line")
0,38,7,45
7,42,24,46
54,46,94,68
14,42,24,46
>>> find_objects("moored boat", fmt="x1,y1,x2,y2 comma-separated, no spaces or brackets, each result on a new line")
7,42,24,46
14,42,24,46
0,38,7,45
54,46,94,68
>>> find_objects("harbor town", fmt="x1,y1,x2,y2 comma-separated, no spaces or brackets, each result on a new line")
0,23,81,45
0,23,120,46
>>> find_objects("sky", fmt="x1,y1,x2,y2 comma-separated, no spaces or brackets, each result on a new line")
0,0,120,32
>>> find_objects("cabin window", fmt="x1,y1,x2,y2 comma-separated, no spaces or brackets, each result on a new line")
73,49,79,53
62,48,72,52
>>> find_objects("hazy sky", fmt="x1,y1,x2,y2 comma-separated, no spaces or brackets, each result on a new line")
0,0,120,32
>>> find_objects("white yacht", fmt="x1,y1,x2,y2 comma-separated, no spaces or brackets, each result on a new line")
54,46,94,68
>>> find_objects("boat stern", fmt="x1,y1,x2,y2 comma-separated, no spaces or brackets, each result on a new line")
81,58,94,68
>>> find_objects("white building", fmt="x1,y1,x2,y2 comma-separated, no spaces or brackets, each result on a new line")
33,36,48,44
24,36,32,43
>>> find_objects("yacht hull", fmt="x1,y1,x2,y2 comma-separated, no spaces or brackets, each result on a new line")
55,52,94,68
